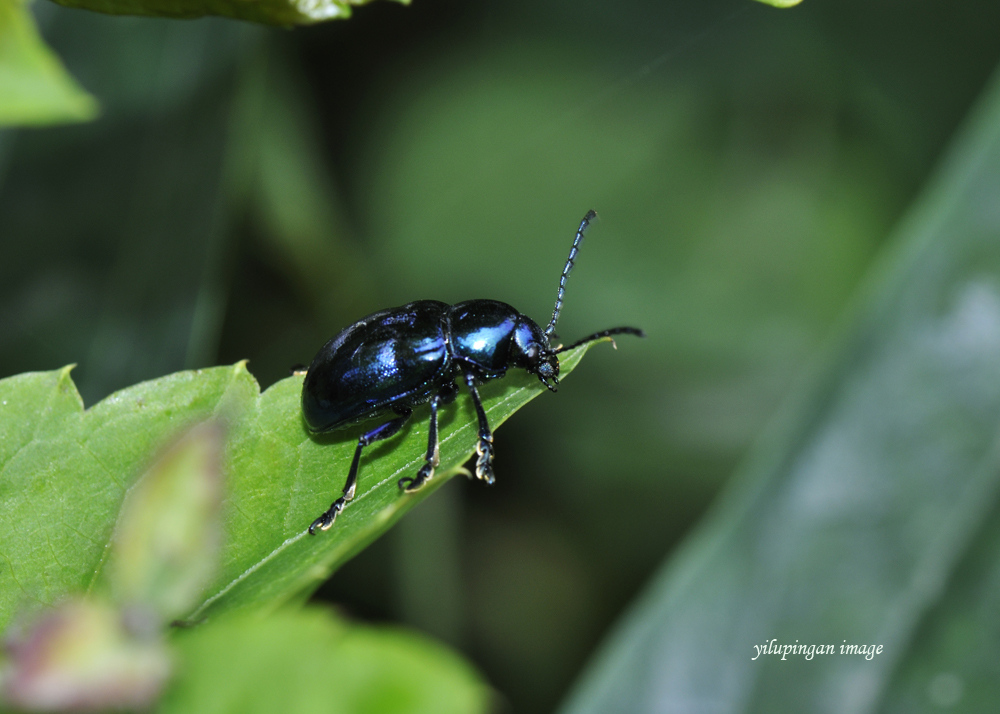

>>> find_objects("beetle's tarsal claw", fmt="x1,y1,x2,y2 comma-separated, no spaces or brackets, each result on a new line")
308,498,345,535
475,438,495,484
399,463,434,493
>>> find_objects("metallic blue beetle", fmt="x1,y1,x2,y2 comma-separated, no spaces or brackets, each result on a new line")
302,211,643,534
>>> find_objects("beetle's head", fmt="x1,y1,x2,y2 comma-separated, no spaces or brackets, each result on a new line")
533,350,560,392
513,317,560,392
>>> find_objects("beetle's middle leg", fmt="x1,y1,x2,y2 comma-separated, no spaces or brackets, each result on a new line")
463,372,495,484
309,408,412,534
399,381,459,493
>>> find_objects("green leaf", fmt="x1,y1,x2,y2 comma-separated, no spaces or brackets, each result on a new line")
0,344,596,630
45,0,408,26
0,0,98,126
160,607,490,714
0,364,247,630
558,65,1000,713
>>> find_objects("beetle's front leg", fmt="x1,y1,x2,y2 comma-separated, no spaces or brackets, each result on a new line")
463,372,495,485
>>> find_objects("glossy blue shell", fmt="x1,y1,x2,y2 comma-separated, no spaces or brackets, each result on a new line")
302,301,451,432
302,299,547,433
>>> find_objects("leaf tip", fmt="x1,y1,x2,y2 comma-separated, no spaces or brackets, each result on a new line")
55,364,84,407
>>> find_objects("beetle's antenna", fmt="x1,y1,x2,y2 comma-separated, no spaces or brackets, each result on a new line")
552,326,645,354
545,210,597,339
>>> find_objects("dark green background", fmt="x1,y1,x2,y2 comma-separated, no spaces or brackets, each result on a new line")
3,1,1000,711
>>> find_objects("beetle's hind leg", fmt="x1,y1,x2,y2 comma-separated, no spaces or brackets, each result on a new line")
463,372,495,485
309,408,412,535
399,381,459,493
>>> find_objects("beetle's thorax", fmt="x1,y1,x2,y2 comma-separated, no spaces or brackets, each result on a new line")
444,300,558,390
445,300,519,376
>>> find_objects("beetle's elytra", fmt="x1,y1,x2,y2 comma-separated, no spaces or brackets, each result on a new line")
302,211,643,534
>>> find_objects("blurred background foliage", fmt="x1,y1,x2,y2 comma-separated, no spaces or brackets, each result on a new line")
2,0,1000,712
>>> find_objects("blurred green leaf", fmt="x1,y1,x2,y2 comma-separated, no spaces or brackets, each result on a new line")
0,344,596,629
753,0,802,7
45,0,408,26
0,0,97,126
558,65,1000,714
0,19,257,404
232,50,376,321
0,598,171,711
109,422,225,623
160,608,490,714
